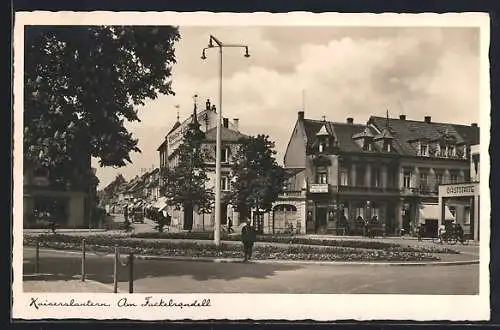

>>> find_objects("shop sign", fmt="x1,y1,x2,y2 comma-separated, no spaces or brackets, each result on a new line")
309,183,329,193
439,183,479,197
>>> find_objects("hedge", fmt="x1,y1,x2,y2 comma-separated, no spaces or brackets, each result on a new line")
131,232,459,254
24,234,441,262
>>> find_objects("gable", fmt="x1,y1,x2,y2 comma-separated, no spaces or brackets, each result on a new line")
284,120,307,167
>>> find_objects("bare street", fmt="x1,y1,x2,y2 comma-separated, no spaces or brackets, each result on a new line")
23,248,479,295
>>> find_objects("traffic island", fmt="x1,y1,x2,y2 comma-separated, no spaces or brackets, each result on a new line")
23,234,465,263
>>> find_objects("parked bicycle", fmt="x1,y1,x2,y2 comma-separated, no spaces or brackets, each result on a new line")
432,227,469,245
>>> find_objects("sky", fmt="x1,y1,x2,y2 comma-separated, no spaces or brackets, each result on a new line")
93,25,481,189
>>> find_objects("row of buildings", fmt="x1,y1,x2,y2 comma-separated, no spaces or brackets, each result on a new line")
25,93,481,241
151,96,480,240
268,111,480,241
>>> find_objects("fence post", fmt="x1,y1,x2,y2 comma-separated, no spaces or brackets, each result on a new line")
113,245,119,293
35,237,40,274
81,239,86,282
128,253,134,294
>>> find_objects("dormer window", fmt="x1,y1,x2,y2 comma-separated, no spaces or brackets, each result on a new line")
420,144,428,157
319,143,324,153
384,142,391,152
363,140,372,151
448,145,456,157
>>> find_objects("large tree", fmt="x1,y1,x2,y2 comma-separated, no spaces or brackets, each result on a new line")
24,26,180,187
230,135,286,231
161,113,214,230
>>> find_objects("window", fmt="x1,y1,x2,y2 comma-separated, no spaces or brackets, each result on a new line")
385,142,391,152
221,177,230,191
464,207,471,225
316,173,328,184
420,172,428,191
403,171,411,189
221,147,230,163
356,207,365,219
363,141,372,151
315,167,328,184
319,143,324,153
435,173,443,185
420,144,428,157
449,145,456,157
450,173,458,184
340,168,349,186
372,167,381,187
440,145,447,158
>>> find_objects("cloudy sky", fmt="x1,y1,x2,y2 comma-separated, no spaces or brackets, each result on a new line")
93,25,480,189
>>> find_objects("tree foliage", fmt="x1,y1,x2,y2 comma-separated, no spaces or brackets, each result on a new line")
161,115,214,214
24,26,181,186
230,134,286,214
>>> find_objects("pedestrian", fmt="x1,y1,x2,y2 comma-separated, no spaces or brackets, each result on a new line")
456,223,464,242
123,205,131,231
241,222,256,262
227,217,234,233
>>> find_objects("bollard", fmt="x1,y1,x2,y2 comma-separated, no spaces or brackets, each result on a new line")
35,238,40,274
113,245,119,293
128,253,134,294
81,239,86,282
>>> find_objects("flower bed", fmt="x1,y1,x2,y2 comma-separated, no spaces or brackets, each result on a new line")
24,234,441,262
131,232,459,254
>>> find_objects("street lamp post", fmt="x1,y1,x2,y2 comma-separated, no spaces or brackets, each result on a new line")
201,35,250,246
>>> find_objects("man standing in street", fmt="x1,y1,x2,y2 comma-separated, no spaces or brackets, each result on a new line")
241,221,256,262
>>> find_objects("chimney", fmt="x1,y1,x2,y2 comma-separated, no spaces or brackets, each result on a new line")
471,123,478,127
399,115,406,120
205,99,211,111
298,111,305,120
346,117,354,124
223,118,229,128
211,104,216,112
233,118,239,131
424,116,431,124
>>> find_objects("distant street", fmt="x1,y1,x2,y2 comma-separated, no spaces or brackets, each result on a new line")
23,248,478,295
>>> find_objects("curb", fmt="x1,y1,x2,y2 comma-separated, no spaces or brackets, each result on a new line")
26,247,480,267
136,254,480,267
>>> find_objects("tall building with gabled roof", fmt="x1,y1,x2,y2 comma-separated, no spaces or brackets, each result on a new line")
272,110,480,239
156,97,248,231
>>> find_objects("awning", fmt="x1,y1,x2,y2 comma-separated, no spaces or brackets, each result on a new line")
419,204,455,222
152,196,168,211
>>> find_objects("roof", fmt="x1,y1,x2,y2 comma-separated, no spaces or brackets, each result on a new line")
167,121,181,135
368,116,480,156
283,167,305,178
204,126,248,142
302,119,375,153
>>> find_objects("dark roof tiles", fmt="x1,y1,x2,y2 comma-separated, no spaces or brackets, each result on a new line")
301,115,479,157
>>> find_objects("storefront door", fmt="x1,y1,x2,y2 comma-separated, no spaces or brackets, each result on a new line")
315,207,328,233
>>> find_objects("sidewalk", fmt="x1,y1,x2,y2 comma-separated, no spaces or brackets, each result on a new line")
23,274,114,293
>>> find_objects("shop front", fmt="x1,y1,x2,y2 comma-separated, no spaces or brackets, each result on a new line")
305,194,399,236
438,182,480,241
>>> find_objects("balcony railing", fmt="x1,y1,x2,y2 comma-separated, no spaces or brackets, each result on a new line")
338,185,401,194
278,191,305,198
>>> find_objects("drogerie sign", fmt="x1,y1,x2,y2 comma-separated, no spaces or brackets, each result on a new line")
439,183,479,197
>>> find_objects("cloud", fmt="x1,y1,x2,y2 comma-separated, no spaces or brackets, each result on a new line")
94,26,480,189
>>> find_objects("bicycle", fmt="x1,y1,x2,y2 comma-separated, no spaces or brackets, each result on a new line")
432,232,458,245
